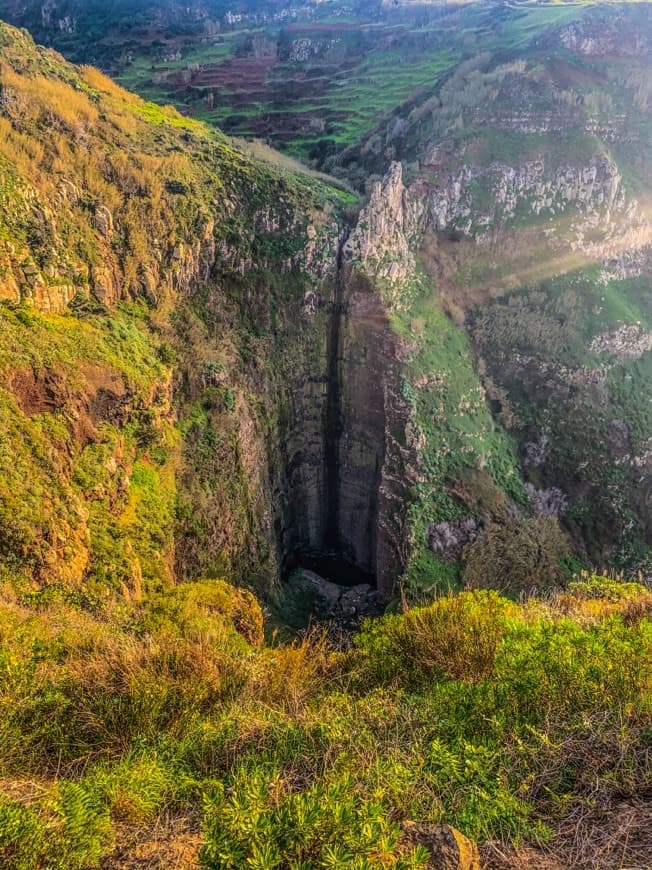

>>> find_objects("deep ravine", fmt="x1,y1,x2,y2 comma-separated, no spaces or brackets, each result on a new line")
323,229,348,555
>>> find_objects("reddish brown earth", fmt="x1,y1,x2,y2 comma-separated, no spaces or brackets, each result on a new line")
9,364,137,447
190,56,276,89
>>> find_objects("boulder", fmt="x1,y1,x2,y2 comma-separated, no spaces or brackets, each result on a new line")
94,204,114,238
402,822,480,870
92,265,119,305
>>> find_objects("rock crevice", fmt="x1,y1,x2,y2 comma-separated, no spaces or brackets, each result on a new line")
280,226,412,597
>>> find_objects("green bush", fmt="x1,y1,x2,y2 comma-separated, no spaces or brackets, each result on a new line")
355,591,515,686
567,573,648,602
0,783,112,870
0,799,47,870
202,770,428,869
462,517,569,595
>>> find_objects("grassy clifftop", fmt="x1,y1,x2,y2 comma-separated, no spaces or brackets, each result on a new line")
0,575,650,867
0,19,344,311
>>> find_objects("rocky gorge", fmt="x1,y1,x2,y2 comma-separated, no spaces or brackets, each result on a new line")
4,4,652,611
0,23,420,607
1,8,652,869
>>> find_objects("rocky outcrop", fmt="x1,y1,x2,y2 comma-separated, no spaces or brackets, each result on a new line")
93,204,114,238
473,106,626,143
427,155,650,258
40,0,76,33
427,517,480,562
590,324,652,361
345,161,425,290
278,37,342,63
402,822,480,870
0,171,91,311
559,18,649,57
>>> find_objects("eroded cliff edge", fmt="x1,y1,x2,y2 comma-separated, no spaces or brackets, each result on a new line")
0,22,417,602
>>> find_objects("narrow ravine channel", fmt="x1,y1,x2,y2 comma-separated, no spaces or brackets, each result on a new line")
323,229,348,553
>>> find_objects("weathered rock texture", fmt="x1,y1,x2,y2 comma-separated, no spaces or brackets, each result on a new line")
277,256,413,597
402,822,480,870
558,17,650,57
345,150,652,304
334,267,413,594
345,161,425,288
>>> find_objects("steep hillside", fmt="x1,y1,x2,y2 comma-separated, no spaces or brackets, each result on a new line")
0,18,434,609
0,12,651,870
334,4,652,588
0,20,351,598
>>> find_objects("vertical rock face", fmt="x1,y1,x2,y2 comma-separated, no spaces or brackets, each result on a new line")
333,268,388,582
275,319,330,573
425,154,651,260
276,260,411,596
336,268,411,595
558,17,649,57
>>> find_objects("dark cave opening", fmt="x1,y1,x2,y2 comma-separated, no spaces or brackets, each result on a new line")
284,549,376,588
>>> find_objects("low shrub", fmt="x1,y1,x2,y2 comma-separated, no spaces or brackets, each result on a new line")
201,769,428,869
462,517,569,595
354,590,516,686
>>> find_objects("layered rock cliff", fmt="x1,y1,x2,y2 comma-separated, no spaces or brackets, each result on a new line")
0,21,417,601
336,8,652,582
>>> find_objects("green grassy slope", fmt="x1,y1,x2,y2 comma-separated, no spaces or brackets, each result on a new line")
0,576,650,867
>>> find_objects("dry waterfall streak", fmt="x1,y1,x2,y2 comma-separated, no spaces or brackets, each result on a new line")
324,229,349,554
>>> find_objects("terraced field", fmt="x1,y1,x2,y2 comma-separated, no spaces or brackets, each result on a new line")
117,19,465,157
1,0,602,162
112,1,600,160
